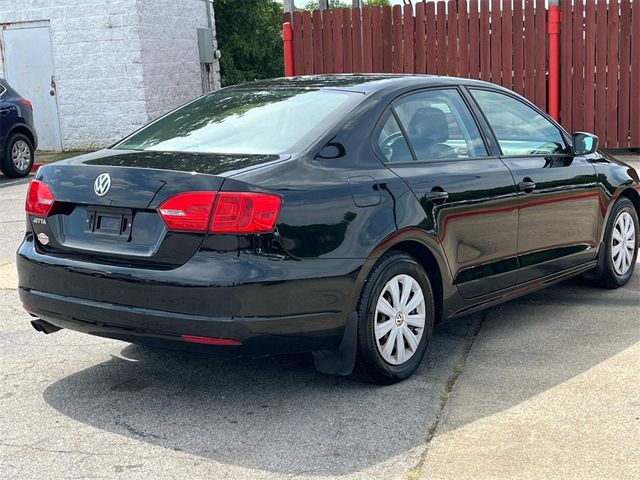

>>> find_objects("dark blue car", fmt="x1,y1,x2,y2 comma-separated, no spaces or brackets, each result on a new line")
0,78,37,177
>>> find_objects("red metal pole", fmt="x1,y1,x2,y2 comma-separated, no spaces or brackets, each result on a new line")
283,22,294,77
547,3,561,121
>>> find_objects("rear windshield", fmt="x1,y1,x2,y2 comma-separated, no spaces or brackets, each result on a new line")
114,88,361,155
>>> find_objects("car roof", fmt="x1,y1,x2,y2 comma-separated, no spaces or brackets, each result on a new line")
230,74,504,95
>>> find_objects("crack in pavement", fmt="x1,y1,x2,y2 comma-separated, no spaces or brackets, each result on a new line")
405,311,487,480
0,442,124,457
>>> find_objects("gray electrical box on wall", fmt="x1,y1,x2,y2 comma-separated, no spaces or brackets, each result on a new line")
197,28,214,63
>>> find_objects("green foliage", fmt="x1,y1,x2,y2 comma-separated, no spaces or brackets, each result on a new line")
302,0,390,11
214,0,284,87
364,0,390,6
303,0,350,10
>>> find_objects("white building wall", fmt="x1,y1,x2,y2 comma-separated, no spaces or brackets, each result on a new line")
138,0,215,122
0,0,219,150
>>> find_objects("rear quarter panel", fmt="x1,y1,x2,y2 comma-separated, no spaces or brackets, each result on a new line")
229,95,454,316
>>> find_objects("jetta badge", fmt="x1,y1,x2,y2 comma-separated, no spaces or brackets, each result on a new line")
94,172,111,197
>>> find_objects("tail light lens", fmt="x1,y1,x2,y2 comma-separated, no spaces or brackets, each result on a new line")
157,192,216,232
211,192,281,233
25,179,55,217
157,191,281,234
19,99,33,110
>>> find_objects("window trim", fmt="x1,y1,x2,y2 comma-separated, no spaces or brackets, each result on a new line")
465,86,573,158
371,106,415,164
370,86,496,165
390,106,418,160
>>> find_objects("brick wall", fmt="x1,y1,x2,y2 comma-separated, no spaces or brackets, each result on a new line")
138,0,219,122
0,0,220,150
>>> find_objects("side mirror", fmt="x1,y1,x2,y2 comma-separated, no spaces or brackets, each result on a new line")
572,132,599,155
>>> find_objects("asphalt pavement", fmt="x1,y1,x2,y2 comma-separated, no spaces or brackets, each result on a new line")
0,156,638,479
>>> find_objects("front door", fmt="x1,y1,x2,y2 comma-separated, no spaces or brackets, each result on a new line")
468,88,600,283
2,23,62,151
378,88,519,298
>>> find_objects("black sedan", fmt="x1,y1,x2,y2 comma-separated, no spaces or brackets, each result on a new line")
0,78,37,177
18,75,639,384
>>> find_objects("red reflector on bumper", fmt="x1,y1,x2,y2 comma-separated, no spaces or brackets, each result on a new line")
181,335,241,346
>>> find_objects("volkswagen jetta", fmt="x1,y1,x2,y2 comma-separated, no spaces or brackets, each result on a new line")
18,75,639,384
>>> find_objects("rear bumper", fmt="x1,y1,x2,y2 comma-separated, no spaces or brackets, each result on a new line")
17,235,364,354
20,288,345,354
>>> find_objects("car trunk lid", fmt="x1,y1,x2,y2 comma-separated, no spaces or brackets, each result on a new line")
30,149,286,268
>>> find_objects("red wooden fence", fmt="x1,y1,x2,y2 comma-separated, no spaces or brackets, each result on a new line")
283,0,640,149
561,0,640,148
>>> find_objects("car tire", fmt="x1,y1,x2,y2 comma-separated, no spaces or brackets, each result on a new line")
1,133,35,178
594,197,638,289
354,251,435,385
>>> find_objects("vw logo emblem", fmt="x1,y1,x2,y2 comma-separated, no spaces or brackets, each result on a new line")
94,173,111,197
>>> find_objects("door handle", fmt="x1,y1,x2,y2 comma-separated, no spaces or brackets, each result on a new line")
517,178,536,193
424,188,449,204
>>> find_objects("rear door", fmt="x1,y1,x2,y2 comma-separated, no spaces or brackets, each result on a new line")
379,88,519,298
467,88,600,283
0,83,8,143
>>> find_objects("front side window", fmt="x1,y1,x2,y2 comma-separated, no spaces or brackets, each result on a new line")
470,89,568,156
393,89,488,160
115,88,361,155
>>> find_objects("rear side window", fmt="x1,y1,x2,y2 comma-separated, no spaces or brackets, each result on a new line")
393,89,488,160
470,89,568,156
376,113,413,163
115,89,361,155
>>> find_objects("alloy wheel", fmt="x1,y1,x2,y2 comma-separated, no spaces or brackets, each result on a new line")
374,274,426,365
11,140,32,172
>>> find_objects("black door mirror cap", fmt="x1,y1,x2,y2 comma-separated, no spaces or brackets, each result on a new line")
572,132,599,156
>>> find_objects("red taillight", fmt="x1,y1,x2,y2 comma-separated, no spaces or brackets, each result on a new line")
25,179,55,217
181,335,241,346
211,192,281,233
19,99,33,110
157,191,216,232
157,191,281,234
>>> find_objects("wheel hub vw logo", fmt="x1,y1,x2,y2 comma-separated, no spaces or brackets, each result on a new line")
94,173,111,196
